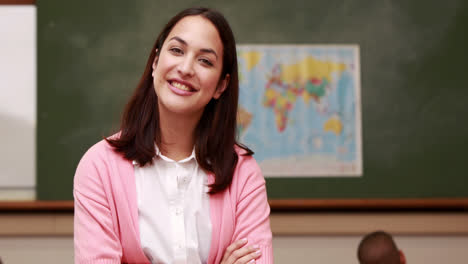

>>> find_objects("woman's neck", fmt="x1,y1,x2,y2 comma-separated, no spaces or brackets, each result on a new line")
158,107,202,162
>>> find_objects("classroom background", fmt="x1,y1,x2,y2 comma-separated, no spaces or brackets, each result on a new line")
1,0,468,263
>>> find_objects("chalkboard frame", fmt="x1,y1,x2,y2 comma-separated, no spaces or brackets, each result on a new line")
1,199,468,212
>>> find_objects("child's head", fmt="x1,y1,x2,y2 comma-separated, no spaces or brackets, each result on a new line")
358,231,406,264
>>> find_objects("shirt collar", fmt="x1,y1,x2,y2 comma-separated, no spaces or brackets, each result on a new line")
132,145,196,166
155,145,196,164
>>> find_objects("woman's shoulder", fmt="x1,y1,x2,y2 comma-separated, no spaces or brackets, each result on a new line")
234,144,257,164
78,134,123,166
74,135,128,188
232,144,264,182
81,138,114,160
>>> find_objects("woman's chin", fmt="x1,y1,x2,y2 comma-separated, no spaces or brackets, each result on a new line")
158,100,203,118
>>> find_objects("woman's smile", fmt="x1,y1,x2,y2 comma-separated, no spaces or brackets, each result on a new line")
168,79,197,96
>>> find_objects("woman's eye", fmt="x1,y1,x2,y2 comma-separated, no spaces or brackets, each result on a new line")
199,58,213,66
169,47,183,54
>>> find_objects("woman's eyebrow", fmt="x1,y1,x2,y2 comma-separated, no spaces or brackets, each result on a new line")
200,48,218,60
169,36,218,59
169,36,187,46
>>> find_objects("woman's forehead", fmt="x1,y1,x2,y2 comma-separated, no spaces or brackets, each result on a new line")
165,16,223,53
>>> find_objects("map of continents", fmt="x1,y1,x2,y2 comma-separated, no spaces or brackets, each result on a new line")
237,45,362,177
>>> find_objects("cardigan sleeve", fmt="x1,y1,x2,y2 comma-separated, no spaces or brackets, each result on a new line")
73,144,122,264
231,156,274,264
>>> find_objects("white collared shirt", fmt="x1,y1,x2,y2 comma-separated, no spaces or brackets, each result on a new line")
134,147,212,264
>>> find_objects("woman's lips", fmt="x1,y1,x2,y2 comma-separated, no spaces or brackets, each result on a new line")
168,80,196,96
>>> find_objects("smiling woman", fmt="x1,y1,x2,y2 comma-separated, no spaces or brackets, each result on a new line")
152,16,228,127
73,7,273,264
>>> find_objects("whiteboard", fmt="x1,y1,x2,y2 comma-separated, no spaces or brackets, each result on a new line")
0,6,36,200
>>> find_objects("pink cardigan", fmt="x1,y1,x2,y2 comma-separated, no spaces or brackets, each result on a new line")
74,140,273,264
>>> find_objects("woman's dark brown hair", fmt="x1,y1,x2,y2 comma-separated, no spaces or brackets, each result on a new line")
106,7,252,194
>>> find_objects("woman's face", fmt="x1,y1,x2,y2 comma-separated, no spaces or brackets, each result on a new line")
152,15,228,119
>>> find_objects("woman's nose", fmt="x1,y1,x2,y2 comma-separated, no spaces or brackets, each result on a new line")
177,56,195,77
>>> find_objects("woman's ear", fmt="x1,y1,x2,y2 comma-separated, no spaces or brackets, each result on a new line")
213,74,230,99
152,49,159,75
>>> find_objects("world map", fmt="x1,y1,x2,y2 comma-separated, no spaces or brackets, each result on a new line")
237,45,362,177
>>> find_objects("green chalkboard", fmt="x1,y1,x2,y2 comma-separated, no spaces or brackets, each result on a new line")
38,0,468,200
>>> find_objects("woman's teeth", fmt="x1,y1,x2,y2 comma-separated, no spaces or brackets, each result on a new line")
172,81,191,91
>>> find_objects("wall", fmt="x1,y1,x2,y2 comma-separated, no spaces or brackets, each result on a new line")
1,213,468,263
2,235,468,264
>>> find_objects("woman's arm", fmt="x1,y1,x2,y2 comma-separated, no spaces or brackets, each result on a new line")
73,147,123,264
230,156,274,263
